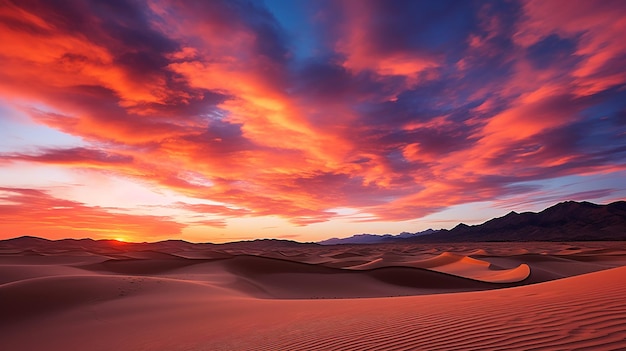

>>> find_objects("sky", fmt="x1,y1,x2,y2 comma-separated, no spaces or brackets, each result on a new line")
1,0,625,243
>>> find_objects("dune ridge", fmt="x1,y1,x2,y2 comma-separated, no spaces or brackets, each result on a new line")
346,252,531,283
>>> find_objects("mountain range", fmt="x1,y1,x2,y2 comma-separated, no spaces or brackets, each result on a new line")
329,200,626,244
318,229,438,245
417,200,626,242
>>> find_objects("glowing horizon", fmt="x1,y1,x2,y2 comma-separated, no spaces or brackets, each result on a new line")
1,0,625,243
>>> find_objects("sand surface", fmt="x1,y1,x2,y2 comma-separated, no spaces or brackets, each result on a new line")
1,240,626,350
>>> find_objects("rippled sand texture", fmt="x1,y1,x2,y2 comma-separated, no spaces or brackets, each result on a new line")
1,240,626,350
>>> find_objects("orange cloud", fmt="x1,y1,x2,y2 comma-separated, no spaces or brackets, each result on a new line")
0,187,185,240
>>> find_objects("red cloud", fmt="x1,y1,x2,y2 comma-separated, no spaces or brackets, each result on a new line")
515,0,626,95
331,1,441,84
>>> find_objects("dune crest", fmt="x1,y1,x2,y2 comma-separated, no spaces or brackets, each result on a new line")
345,252,531,283
409,253,531,283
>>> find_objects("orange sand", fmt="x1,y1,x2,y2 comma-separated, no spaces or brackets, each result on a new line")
1,241,626,350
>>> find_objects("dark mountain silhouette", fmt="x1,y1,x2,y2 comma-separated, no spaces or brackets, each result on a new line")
0,236,318,253
319,229,438,245
409,201,626,242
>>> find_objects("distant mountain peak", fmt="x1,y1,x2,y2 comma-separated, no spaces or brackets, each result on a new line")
453,223,470,230
318,229,437,245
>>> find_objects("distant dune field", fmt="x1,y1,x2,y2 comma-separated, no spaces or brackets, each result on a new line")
2,239,626,350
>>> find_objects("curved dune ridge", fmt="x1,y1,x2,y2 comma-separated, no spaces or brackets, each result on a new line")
2,241,626,350
346,252,531,283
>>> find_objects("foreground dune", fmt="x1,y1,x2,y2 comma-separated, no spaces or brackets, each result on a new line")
1,240,626,350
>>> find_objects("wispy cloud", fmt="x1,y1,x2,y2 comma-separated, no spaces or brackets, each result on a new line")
0,187,184,239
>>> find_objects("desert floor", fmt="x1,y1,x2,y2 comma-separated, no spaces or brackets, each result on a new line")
1,240,626,350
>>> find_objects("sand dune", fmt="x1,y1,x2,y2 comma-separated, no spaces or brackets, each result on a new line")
219,255,503,298
1,240,626,350
408,253,531,283
346,252,531,283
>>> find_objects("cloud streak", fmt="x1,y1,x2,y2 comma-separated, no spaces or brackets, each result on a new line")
0,187,184,240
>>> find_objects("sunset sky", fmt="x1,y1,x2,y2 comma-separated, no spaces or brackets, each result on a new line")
1,0,625,243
